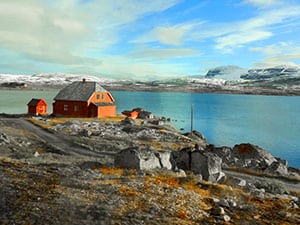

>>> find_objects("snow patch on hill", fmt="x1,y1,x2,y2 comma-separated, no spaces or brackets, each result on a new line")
205,66,247,81
0,73,116,86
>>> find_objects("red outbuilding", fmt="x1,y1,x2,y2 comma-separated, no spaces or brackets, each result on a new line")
122,110,140,119
52,79,116,117
27,98,47,115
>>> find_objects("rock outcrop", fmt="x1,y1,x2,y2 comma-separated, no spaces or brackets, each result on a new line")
206,143,291,177
115,144,225,183
232,143,276,169
114,147,172,170
170,146,225,182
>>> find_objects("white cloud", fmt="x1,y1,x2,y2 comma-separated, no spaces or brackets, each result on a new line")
153,26,186,46
243,0,281,8
70,55,190,80
132,22,201,46
196,5,300,53
129,46,199,61
215,30,272,52
0,0,92,65
250,42,300,67
0,0,180,67
249,42,290,55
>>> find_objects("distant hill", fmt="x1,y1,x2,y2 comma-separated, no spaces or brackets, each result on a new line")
205,66,247,80
0,73,116,89
240,66,300,80
1,65,300,95
205,65,300,81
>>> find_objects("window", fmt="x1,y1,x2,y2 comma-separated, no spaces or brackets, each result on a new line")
74,105,79,112
97,93,105,100
63,104,68,111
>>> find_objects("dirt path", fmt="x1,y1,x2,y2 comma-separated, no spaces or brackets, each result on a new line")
0,118,114,158
224,169,300,193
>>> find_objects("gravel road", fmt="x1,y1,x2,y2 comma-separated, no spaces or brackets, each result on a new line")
0,118,114,158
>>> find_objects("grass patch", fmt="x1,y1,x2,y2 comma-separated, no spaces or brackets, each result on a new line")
118,186,139,196
27,115,126,129
99,167,124,177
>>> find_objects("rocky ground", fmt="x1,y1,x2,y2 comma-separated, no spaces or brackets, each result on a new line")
0,114,299,224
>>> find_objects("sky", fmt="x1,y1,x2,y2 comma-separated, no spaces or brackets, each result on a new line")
1,0,300,80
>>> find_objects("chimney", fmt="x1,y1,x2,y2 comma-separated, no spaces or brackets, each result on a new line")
82,78,86,83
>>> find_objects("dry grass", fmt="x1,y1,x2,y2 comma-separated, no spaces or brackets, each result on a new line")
177,208,188,219
0,157,26,167
99,167,124,177
118,186,139,196
153,175,180,187
27,115,126,129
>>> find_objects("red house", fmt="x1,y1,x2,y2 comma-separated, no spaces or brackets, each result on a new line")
52,79,116,117
27,98,47,115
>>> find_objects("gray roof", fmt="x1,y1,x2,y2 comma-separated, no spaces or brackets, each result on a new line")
27,98,44,106
54,81,108,101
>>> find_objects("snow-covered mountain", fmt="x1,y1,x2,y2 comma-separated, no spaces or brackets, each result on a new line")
0,73,116,87
240,66,300,80
205,66,248,81
204,65,300,81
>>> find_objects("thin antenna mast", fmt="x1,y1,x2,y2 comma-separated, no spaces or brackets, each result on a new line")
191,104,194,132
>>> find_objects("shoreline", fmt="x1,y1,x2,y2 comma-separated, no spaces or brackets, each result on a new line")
1,84,300,96
1,113,299,172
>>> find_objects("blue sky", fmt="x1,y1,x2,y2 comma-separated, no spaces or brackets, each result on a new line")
1,0,300,80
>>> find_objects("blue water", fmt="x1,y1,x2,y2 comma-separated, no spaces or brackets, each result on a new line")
0,90,299,168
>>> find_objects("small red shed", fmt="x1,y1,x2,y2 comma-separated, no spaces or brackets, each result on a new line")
122,110,139,119
27,98,47,115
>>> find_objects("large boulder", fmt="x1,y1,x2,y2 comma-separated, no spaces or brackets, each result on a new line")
206,145,233,168
191,150,225,182
264,158,288,175
170,147,192,171
207,143,290,177
114,147,172,170
232,143,276,169
171,147,225,182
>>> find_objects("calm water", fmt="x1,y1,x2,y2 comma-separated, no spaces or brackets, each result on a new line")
1,89,299,168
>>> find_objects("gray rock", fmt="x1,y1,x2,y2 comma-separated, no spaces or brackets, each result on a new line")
210,206,225,216
229,177,247,187
206,145,233,168
157,151,172,170
114,147,172,170
175,169,187,178
121,117,136,126
114,147,141,170
264,160,288,176
170,148,191,171
183,130,207,142
190,150,224,182
232,143,276,169
223,215,231,222
0,133,10,144
171,148,224,182
254,180,286,195
218,198,230,208
80,129,92,137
